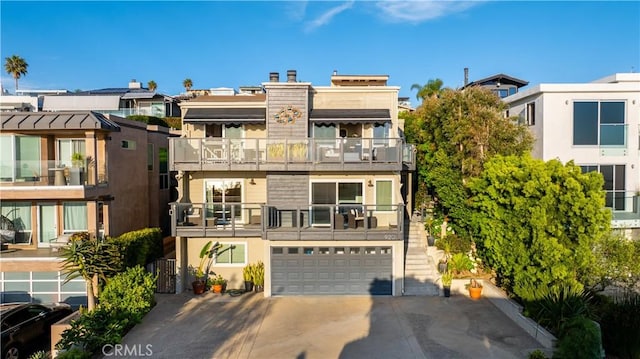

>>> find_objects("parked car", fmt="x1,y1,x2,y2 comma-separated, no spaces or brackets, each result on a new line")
1,302,73,359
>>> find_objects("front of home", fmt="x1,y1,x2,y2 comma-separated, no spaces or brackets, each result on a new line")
170,70,415,296
503,73,640,237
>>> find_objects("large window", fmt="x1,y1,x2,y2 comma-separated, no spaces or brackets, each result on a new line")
63,202,88,234
0,202,32,244
58,139,86,167
311,181,363,225
375,180,393,211
0,135,41,182
214,243,246,265
580,165,626,210
573,101,625,146
205,180,242,224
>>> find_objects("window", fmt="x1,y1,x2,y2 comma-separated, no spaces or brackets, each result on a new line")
375,180,393,211
373,123,390,146
63,202,87,234
205,180,243,223
147,144,154,171
159,147,168,189
0,202,32,244
526,102,535,126
121,140,136,150
0,135,41,182
214,243,246,265
58,139,85,167
573,101,625,146
580,165,626,210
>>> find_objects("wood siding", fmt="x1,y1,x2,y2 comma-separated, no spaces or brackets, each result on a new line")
267,173,308,207
266,85,309,139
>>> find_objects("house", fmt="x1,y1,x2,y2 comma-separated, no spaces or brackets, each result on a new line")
170,70,416,296
462,69,529,98
503,73,640,238
0,111,175,306
42,80,180,118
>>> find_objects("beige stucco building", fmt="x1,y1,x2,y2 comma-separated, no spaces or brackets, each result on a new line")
170,70,416,296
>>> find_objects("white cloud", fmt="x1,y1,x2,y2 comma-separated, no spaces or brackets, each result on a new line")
305,1,355,32
375,0,483,23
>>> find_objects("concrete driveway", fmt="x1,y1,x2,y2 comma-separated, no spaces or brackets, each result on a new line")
117,292,544,359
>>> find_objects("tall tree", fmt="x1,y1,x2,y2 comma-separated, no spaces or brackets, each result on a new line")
183,78,193,92
411,78,444,101
4,55,28,92
147,80,157,91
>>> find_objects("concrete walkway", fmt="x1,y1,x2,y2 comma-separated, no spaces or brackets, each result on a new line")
117,292,545,359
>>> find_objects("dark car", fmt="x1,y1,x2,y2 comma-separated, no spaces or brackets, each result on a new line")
1,303,73,359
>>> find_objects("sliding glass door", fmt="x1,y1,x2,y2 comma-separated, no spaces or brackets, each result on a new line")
311,182,363,226
205,180,242,224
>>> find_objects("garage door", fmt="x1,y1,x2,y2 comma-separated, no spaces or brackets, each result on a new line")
271,246,392,295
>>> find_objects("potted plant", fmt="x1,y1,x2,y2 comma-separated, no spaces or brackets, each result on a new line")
211,274,226,294
192,241,221,294
437,241,450,274
243,264,254,292
71,152,84,168
253,261,265,292
441,271,453,297
466,278,483,300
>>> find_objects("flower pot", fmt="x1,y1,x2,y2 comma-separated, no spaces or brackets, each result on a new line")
254,285,264,292
437,261,448,274
212,284,223,294
443,286,451,297
468,286,482,300
192,280,206,295
427,235,435,246
244,281,254,292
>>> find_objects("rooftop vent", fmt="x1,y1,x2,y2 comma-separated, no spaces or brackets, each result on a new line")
269,72,279,82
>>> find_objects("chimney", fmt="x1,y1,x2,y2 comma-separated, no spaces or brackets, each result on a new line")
287,70,297,83
464,68,469,86
269,72,279,82
128,79,141,89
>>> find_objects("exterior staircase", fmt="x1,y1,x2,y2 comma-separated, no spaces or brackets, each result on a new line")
403,217,441,296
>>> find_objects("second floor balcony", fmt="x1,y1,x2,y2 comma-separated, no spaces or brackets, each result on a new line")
170,137,416,172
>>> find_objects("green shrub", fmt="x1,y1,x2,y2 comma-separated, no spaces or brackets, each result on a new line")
164,116,182,130
56,348,92,359
126,115,169,128
522,284,592,335
28,351,49,359
435,233,471,255
100,266,156,323
449,252,474,275
553,316,602,359
56,308,128,355
528,349,548,359
113,228,163,268
598,291,640,359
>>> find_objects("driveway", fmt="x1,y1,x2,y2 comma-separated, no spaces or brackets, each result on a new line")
116,292,544,359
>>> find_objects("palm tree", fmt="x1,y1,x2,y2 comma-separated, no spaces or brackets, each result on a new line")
411,78,444,101
183,78,193,92
59,233,122,310
4,55,28,92
147,80,157,91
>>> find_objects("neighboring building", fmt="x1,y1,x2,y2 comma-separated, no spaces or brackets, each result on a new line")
42,80,180,118
170,70,416,296
0,111,175,305
463,70,529,99
0,94,39,112
503,73,640,237
398,96,415,113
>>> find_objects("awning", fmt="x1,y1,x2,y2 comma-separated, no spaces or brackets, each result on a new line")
183,108,266,123
309,109,391,124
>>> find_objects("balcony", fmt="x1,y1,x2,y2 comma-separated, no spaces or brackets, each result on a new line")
169,138,416,172
611,194,640,229
97,107,166,118
170,203,404,241
0,159,109,200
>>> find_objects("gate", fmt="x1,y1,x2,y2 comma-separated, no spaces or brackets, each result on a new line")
148,259,176,293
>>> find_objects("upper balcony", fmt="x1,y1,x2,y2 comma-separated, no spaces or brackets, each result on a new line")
169,202,405,241
97,107,166,119
611,193,640,229
169,137,416,172
0,159,110,200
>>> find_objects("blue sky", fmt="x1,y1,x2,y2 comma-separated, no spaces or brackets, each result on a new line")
1,1,639,106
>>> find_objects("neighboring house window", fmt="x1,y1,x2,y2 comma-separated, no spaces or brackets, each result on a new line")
58,139,86,168
375,180,393,211
63,202,88,234
580,165,626,210
121,140,136,150
159,147,168,190
373,123,390,146
0,201,32,244
147,144,154,171
0,135,40,182
526,103,535,126
215,243,246,265
573,101,625,146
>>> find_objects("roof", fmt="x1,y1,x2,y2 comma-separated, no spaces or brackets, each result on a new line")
309,109,391,124
464,73,529,88
0,111,121,131
187,94,266,102
183,108,266,123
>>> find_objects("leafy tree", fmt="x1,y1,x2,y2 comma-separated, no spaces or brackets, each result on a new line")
4,54,28,92
585,232,640,292
411,78,444,101
183,78,193,92
404,86,533,227
100,266,156,323
59,233,122,310
147,80,157,91
466,155,611,296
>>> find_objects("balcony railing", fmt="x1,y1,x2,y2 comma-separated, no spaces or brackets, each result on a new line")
0,159,107,187
169,202,405,241
611,194,640,225
169,137,416,171
97,107,166,118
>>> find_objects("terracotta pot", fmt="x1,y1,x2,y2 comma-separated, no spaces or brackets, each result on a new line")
192,280,206,295
468,286,482,300
212,284,223,293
